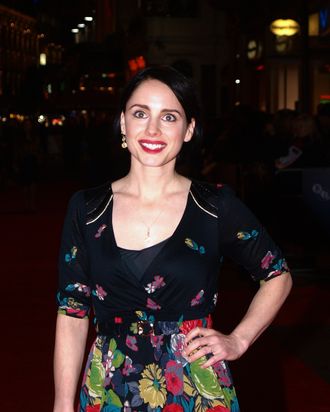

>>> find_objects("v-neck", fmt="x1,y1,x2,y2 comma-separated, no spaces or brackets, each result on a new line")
110,181,192,251
109,182,192,284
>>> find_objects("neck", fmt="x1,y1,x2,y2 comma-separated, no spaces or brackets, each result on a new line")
123,162,186,201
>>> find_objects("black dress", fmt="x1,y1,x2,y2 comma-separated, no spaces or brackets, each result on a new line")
56,180,289,412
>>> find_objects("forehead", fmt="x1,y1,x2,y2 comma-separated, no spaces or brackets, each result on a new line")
127,79,182,108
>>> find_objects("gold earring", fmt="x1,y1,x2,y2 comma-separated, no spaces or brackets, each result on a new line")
121,133,127,149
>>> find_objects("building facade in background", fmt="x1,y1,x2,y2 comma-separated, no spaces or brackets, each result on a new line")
0,5,37,98
1,0,330,117
239,1,330,114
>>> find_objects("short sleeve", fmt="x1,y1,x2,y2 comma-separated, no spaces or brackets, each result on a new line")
218,187,289,282
56,191,91,318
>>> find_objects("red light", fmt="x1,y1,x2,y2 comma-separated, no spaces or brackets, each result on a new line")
256,64,265,71
128,59,138,72
136,56,146,69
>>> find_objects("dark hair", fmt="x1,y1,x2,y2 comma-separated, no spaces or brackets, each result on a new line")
113,65,202,142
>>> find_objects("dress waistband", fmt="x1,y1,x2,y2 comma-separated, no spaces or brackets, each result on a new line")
96,314,212,337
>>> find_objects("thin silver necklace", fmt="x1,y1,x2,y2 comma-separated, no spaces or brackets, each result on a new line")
140,207,164,241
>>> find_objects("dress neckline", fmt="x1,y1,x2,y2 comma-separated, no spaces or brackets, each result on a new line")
117,236,169,253
109,180,192,251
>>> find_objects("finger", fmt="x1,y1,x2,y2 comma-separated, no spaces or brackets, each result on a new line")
186,345,212,363
184,337,213,356
201,354,222,369
185,327,213,344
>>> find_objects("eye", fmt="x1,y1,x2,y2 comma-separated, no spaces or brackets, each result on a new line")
133,110,147,119
163,113,176,122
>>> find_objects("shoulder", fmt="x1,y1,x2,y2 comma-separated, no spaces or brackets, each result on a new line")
190,180,236,218
67,181,113,225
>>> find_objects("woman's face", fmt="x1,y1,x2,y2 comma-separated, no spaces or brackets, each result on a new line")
120,79,195,169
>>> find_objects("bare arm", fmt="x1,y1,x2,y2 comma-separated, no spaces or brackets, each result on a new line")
53,314,89,412
184,273,292,367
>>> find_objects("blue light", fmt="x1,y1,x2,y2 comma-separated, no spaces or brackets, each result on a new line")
320,9,329,31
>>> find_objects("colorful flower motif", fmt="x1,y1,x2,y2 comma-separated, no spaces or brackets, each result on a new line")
126,335,138,352
267,258,289,278
165,360,183,395
57,294,89,318
150,334,164,349
95,224,107,239
122,356,141,376
136,310,155,323
86,405,101,412
65,246,77,263
150,334,164,361
104,388,123,410
179,317,212,335
138,363,167,408
212,361,232,387
65,282,91,297
144,275,166,294
86,345,105,399
104,338,125,386
158,321,180,335
261,251,275,269
191,289,205,306
147,297,161,310
190,355,224,400
206,406,230,411
236,230,259,240
170,333,188,366
163,404,184,412
92,284,107,301
185,238,206,255
195,395,228,412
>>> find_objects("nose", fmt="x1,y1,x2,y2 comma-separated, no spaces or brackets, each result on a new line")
146,117,161,137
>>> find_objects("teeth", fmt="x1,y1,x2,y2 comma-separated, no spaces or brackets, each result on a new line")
141,142,165,150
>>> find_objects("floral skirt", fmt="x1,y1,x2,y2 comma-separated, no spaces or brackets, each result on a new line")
79,314,239,412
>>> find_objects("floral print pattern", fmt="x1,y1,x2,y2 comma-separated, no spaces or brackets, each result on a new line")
65,282,91,297
185,238,206,255
92,284,107,301
57,181,291,412
144,275,166,294
191,289,205,306
65,245,77,263
57,294,89,318
79,316,238,411
236,230,259,240
95,224,107,239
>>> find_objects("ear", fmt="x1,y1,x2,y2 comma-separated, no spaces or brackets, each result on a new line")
120,112,126,135
184,118,195,142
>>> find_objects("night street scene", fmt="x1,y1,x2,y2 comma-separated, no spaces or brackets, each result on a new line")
0,1,329,411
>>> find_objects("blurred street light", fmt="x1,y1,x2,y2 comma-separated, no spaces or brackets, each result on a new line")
270,19,300,37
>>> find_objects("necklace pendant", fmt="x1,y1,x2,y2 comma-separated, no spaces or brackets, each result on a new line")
146,228,151,240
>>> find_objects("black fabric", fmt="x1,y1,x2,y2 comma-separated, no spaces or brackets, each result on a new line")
57,180,289,325
118,238,168,281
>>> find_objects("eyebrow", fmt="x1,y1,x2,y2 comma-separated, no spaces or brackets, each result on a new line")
127,104,183,115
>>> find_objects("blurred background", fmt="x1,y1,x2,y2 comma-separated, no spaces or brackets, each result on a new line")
0,0,329,411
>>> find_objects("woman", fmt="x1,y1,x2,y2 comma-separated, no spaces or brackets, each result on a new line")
54,66,292,412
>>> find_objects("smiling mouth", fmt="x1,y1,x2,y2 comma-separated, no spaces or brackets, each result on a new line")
139,141,166,152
